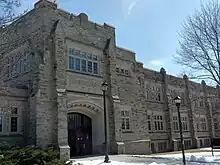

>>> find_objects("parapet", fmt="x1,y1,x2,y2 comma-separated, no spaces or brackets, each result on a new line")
34,0,57,9
116,46,136,62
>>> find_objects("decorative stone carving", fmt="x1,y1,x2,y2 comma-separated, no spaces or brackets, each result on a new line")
67,101,102,115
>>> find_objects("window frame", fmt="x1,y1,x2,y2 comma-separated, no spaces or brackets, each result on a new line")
10,107,19,133
0,108,3,133
154,115,164,131
121,110,131,131
68,48,99,75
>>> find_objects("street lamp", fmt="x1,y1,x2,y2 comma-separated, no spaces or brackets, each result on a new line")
101,81,110,163
174,96,186,165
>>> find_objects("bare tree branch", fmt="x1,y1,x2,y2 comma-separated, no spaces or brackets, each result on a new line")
0,0,22,27
174,0,220,85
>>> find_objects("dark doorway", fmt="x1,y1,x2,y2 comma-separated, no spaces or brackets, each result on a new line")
68,113,92,157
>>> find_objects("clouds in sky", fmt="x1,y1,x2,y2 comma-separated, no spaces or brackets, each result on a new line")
149,60,164,66
121,0,142,16
127,0,139,15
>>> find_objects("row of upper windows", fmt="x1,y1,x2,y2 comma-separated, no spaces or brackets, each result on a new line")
146,86,161,92
68,48,98,61
116,67,129,76
68,48,99,74
121,110,210,132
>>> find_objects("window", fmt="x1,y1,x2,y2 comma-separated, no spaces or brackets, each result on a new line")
116,67,129,76
81,59,86,72
121,69,124,74
0,108,3,132
75,58,81,71
177,141,182,150
200,118,207,131
184,140,192,149
11,107,17,115
197,122,200,131
214,118,219,130
204,139,210,146
200,139,203,147
199,100,204,107
125,70,129,76
68,48,99,74
10,107,18,133
157,93,161,101
146,85,162,102
173,116,179,130
154,115,164,131
181,117,188,131
88,61,92,73
93,62,98,74
158,142,167,151
69,56,74,70
147,115,151,131
121,110,130,131
11,117,17,132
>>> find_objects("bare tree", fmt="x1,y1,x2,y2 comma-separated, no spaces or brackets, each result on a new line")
0,0,22,27
174,0,220,86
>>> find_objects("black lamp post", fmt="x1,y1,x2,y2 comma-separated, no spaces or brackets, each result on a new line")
102,81,110,163
174,96,186,165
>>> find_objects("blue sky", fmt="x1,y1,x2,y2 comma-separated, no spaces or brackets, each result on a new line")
20,0,206,76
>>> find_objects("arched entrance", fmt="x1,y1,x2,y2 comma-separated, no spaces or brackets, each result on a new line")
68,113,92,157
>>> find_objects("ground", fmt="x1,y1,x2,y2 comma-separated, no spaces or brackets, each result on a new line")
71,148,220,165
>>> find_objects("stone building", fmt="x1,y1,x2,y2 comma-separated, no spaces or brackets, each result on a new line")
0,0,220,159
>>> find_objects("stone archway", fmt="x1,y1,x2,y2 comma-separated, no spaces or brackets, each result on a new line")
67,101,105,156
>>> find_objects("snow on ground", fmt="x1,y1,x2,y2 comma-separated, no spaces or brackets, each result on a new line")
134,151,220,163
72,159,165,165
200,147,220,151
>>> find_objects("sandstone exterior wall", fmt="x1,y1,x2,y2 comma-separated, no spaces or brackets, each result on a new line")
0,0,219,157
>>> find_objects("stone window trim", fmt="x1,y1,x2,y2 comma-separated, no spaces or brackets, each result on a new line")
200,117,207,131
68,48,99,75
173,115,189,131
214,117,219,130
158,141,167,152
184,139,192,149
10,107,19,133
147,115,151,131
0,108,3,133
145,84,162,102
173,116,179,131
67,69,102,79
153,115,164,131
0,107,20,135
121,110,131,132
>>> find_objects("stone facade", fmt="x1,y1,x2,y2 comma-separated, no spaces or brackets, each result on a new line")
0,0,220,159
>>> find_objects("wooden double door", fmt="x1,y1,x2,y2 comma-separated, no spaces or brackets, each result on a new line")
68,113,92,157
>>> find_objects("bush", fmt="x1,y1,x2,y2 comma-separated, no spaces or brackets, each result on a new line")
0,146,71,165
0,141,13,151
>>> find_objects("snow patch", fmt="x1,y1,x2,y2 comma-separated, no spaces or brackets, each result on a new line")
74,159,165,165
135,151,220,163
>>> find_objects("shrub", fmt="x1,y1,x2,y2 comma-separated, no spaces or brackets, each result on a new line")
0,146,71,165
